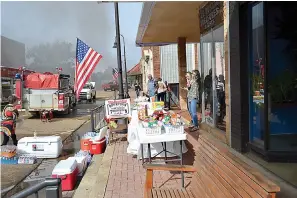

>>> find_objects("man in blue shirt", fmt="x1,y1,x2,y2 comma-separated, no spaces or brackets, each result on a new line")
147,74,155,97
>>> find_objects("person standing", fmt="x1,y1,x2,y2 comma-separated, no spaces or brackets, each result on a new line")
134,81,141,98
184,72,199,132
157,81,166,102
147,74,155,99
164,81,170,108
1,95,19,145
185,72,192,111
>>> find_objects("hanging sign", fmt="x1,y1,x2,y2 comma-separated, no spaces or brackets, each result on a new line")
105,99,131,118
199,1,224,35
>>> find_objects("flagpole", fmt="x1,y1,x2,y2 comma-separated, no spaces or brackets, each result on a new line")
114,2,124,99
74,38,78,92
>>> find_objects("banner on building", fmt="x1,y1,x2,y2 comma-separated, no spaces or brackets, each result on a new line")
105,99,131,118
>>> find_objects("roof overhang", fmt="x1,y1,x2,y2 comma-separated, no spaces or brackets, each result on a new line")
127,63,142,76
136,1,206,47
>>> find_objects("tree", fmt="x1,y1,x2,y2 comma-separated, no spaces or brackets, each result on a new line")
26,41,75,78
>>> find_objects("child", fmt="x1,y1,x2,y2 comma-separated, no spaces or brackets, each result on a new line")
1,95,19,145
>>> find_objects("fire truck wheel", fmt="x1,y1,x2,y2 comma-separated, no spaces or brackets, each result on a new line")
104,88,107,91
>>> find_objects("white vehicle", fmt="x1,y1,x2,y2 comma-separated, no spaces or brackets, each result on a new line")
79,82,96,102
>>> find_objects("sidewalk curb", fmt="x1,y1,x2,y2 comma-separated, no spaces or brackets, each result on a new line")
1,118,90,198
73,154,104,198
73,143,115,198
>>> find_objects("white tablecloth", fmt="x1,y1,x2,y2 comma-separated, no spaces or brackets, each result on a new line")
127,110,188,159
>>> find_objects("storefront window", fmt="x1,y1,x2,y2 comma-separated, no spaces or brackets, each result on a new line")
249,2,265,148
201,41,214,125
214,42,226,131
200,26,225,130
267,2,297,152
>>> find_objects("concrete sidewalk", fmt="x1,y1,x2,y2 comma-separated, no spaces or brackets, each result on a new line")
74,137,195,198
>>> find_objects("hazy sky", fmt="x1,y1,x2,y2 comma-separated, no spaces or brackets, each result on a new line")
1,1,142,71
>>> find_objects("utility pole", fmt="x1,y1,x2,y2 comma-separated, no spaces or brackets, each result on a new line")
114,34,130,98
121,35,129,98
114,2,124,99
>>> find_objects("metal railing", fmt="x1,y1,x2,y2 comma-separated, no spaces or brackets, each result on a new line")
11,178,62,198
90,104,105,132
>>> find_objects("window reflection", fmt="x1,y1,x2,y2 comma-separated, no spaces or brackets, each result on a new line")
201,26,225,131
202,42,214,125
214,42,226,130
250,2,265,147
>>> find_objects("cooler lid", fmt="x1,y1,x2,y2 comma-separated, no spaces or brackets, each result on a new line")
52,158,77,175
18,136,62,144
68,156,86,163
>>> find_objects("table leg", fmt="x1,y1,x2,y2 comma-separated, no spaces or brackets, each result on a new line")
148,143,151,163
141,144,144,164
180,140,184,188
164,142,167,161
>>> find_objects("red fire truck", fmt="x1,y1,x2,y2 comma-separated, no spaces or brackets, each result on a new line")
1,66,35,104
15,72,76,115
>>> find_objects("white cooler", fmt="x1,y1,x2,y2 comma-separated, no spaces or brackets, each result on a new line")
67,156,87,176
17,136,63,158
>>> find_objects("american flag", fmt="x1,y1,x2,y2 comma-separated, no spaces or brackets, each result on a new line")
112,68,119,80
75,38,102,99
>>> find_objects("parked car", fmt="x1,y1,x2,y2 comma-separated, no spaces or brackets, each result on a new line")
102,82,119,91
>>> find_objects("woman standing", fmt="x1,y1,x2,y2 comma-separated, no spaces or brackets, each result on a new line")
184,72,192,110
157,81,166,102
185,71,199,131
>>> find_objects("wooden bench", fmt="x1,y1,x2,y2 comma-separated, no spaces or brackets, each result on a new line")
144,134,280,198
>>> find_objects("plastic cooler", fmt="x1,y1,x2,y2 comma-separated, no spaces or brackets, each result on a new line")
67,156,87,176
17,136,62,158
89,137,106,155
52,158,78,191
80,139,90,151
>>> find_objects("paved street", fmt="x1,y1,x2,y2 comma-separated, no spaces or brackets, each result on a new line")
0,90,114,197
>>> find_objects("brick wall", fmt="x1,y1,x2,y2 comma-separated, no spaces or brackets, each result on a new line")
152,46,161,78
178,37,188,110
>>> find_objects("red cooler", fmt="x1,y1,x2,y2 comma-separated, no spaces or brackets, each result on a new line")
89,137,106,155
80,139,90,151
52,158,78,191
